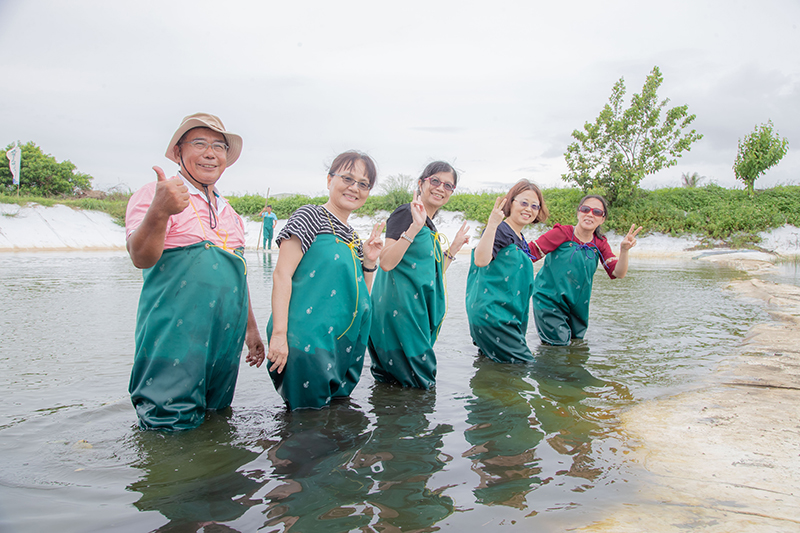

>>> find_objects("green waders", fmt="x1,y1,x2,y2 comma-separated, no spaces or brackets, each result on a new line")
129,242,249,430
533,241,600,345
368,226,445,389
466,244,535,363
267,234,372,409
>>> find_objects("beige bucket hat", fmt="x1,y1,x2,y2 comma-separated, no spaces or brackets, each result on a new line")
165,112,243,166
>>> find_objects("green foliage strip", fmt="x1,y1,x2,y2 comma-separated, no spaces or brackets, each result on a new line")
4,185,800,246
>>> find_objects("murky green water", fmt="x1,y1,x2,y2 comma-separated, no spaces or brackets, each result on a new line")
0,252,767,532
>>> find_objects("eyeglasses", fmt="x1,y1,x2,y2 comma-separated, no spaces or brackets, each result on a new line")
578,205,605,217
424,176,456,192
331,173,371,191
514,198,540,210
184,139,229,154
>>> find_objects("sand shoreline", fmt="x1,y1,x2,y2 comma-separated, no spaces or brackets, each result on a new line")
580,255,800,532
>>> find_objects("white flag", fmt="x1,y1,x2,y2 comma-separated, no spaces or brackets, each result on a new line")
7,142,21,186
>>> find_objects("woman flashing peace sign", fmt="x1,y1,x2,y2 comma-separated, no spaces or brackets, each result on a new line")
530,194,642,346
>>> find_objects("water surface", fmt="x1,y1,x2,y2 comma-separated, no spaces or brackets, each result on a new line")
0,252,766,532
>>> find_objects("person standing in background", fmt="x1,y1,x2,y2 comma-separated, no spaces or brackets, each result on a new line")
260,205,278,250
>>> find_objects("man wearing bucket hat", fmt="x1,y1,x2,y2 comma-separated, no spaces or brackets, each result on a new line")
125,112,265,430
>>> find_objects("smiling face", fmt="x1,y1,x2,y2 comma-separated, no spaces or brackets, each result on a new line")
326,159,370,214
419,171,456,211
173,127,228,186
507,189,540,230
576,197,606,234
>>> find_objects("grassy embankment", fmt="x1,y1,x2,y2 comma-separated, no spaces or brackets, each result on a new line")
3,185,800,249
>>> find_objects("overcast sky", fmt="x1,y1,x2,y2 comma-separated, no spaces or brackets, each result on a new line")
1,0,798,197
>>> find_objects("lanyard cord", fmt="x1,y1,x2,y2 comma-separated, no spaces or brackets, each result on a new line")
323,209,362,340
431,230,450,338
516,233,537,262
189,196,247,275
201,184,218,229
569,229,611,269
179,155,218,229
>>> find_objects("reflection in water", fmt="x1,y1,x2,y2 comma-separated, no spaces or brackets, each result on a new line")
259,251,274,280
464,358,545,509
261,400,373,532
260,388,455,532
127,412,262,532
464,342,633,510
356,386,455,530
531,342,633,492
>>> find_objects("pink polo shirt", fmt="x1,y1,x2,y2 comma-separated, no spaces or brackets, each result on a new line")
126,175,246,250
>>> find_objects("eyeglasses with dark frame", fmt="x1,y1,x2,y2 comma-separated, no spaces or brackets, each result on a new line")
578,205,605,217
184,139,229,154
513,198,540,210
423,176,456,192
330,172,372,191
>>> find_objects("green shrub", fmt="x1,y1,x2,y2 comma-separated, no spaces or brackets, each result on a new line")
5,184,800,246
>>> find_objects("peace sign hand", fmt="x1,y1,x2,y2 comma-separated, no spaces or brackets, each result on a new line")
409,189,427,233
450,221,471,255
620,224,643,251
486,196,507,229
363,221,385,264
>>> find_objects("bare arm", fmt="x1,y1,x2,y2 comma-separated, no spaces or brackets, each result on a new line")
244,287,265,367
267,236,303,373
361,221,384,292
473,197,506,267
379,192,426,271
612,224,642,279
127,166,190,269
444,221,471,271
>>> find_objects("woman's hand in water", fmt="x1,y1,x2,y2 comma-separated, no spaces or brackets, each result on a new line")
620,224,643,251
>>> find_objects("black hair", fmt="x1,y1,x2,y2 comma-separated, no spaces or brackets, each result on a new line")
577,194,609,238
328,150,378,189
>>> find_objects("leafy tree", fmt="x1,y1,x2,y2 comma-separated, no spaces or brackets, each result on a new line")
681,172,705,188
0,141,93,196
733,120,789,194
563,66,703,205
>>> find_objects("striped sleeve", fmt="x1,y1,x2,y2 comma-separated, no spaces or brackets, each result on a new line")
275,205,326,254
275,205,363,259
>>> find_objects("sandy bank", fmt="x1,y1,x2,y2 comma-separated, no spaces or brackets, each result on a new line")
580,256,800,532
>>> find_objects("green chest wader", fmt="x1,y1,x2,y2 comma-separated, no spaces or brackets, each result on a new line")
532,240,600,346
368,226,445,389
129,242,249,430
267,234,372,409
466,244,535,363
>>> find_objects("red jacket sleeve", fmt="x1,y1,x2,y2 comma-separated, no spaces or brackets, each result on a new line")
595,234,618,279
528,224,573,262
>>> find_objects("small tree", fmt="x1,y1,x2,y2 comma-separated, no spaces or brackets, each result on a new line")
563,66,703,205
733,120,789,194
379,173,413,211
681,172,705,188
0,141,93,196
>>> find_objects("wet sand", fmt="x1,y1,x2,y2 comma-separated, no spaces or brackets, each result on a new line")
581,254,800,532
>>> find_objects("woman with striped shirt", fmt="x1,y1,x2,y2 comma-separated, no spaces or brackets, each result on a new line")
265,151,384,409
